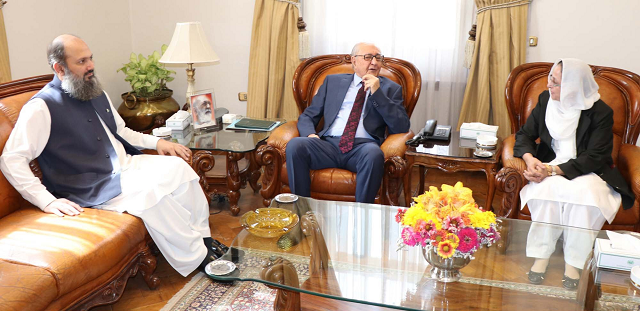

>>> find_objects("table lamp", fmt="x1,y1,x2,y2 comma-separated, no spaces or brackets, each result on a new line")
160,21,220,109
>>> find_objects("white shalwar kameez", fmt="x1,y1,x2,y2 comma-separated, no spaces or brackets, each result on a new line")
520,59,621,269
0,92,209,276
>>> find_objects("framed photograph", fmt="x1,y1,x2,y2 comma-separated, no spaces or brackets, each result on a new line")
190,89,217,130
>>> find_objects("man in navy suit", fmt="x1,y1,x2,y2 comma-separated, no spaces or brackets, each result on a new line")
286,43,410,203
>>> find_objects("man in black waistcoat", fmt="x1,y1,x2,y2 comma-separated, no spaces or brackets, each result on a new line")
0,34,221,276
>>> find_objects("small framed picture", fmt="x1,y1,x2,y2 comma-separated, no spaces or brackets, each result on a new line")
190,90,217,130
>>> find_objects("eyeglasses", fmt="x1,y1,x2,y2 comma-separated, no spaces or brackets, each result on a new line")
353,54,384,62
547,76,561,87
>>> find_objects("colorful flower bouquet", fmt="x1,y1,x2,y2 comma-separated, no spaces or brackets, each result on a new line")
396,182,500,259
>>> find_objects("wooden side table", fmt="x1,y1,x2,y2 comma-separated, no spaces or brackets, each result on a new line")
178,120,282,215
403,133,502,209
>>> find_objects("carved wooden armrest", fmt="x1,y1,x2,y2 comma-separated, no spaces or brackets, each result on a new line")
256,121,300,206
256,144,283,207
617,144,640,201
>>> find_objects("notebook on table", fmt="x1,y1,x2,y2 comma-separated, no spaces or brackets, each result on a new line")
233,118,277,130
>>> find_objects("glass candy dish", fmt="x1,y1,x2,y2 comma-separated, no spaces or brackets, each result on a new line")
240,208,299,238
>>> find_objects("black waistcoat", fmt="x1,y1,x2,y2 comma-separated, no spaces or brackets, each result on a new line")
33,76,142,206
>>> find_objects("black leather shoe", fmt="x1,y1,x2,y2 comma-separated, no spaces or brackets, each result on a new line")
199,248,219,271
204,238,226,259
562,275,579,290
527,270,546,284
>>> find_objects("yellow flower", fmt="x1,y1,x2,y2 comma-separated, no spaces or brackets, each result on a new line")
402,206,442,229
468,211,496,229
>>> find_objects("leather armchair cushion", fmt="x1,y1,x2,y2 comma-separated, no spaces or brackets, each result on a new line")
0,260,57,311
0,206,147,299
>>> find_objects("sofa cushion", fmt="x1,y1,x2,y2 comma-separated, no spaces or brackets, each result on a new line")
0,260,57,311
0,206,147,298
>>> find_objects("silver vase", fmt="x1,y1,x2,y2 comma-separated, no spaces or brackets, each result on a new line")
422,247,471,282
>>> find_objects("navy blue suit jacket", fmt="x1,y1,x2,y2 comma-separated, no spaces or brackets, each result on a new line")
297,74,410,145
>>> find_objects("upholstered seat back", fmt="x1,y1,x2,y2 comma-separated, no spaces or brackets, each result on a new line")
0,75,52,218
505,63,640,164
293,54,421,118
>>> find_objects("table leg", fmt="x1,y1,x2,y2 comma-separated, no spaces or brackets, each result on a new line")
191,150,215,202
226,152,244,216
261,257,301,311
417,165,426,196
485,165,497,210
403,161,413,208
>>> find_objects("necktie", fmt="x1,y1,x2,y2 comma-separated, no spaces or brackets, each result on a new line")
339,84,366,153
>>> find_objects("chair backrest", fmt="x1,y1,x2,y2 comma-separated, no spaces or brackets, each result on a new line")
292,54,421,118
0,74,52,218
505,62,640,162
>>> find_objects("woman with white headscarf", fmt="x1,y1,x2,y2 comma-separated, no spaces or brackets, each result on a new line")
513,59,635,289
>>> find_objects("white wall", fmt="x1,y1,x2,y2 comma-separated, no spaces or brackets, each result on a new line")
4,0,254,117
527,0,640,74
128,0,255,116
527,0,640,146
3,0,133,103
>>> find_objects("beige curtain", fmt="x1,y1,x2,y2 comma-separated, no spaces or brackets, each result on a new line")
246,0,300,121
457,0,529,139
0,5,11,83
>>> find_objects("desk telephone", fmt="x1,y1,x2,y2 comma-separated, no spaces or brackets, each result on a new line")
405,120,452,146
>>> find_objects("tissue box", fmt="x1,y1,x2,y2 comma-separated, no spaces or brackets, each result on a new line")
171,126,192,139
594,238,640,271
166,111,192,130
460,123,499,139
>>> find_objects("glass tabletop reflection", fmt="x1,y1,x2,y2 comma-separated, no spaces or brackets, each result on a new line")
208,196,639,311
171,118,283,153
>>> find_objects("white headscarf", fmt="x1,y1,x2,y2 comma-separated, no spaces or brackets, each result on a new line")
545,58,600,140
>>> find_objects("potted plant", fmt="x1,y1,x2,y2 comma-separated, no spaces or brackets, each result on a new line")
116,44,180,132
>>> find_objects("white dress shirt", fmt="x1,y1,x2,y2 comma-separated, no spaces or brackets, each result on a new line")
324,74,375,140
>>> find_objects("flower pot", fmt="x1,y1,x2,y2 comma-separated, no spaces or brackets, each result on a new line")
422,247,471,282
117,89,180,133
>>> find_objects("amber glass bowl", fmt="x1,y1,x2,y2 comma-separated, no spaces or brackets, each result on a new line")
240,208,299,238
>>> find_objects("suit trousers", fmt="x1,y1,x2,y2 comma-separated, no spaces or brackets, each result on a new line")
526,199,606,269
286,136,384,203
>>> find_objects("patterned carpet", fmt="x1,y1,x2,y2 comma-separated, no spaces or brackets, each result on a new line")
161,251,309,311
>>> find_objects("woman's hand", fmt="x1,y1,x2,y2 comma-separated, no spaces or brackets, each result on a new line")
522,153,547,183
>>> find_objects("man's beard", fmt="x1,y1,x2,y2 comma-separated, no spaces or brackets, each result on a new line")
196,109,212,124
60,67,104,101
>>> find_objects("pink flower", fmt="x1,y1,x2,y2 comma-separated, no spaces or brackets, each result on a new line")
456,227,480,253
402,227,418,246
442,215,465,232
395,208,406,223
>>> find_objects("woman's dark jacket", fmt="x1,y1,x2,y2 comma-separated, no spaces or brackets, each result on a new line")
513,90,635,210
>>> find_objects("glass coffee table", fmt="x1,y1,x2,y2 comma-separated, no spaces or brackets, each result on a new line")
176,120,282,215
208,196,640,311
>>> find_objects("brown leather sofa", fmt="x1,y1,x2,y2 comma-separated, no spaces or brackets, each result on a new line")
257,54,421,206
0,75,159,311
496,62,640,231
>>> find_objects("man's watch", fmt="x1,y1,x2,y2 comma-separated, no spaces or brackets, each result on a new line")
546,164,557,176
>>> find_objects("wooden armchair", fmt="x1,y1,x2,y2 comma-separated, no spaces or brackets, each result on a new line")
495,62,640,231
257,54,421,206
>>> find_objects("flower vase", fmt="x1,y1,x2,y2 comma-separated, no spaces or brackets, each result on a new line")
422,247,471,282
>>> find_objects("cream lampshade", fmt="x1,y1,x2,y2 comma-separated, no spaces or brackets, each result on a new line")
159,22,220,108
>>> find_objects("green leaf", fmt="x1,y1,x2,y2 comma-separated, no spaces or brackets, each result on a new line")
130,53,137,63
161,44,168,55
166,77,174,82
133,81,142,89
151,51,160,62
138,53,145,62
